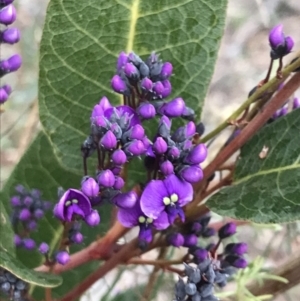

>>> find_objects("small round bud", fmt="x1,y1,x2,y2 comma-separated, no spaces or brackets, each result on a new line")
185,144,207,165
140,77,153,91
23,196,33,206
153,137,168,154
161,97,185,117
97,169,115,188
193,247,208,262
0,87,8,104
14,234,22,247
111,149,127,165
116,51,128,71
23,238,36,250
113,176,125,190
27,220,37,231
100,130,117,150
161,79,172,98
167,232,184,247
55,251,70,265
6,54,22,71
1,27,20,44
269,24,285,49
19,208,31,221
124,139,146,156
39,242,49,254
218,222,236,239
137,102,156,119
124,62,139,79
129,124,145,140
85,210,100,227
81,177,99,197
10,196,21,206
225,255,248,269
224,242,248,255
70,232,84,244
1,282,10,292
34,208,44,219
15,279,26,290
111,75,129,95
160,62,173,79
160,160,174,176
183,234,198,247
185,283,197,296
153,81,164,97
179,165,203,183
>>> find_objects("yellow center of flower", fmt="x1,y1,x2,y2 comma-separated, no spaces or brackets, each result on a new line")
163,197,171,205
146,218,153,224
138,216,146,223
65,201,71,207
170,193,178,203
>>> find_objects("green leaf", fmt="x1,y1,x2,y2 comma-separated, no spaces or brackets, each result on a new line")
39,0,228,174
0,132,111,298
0,249,62,287
0,202,15,256
207,109,300,223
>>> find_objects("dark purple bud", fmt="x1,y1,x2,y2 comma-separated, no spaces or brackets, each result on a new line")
153,81,164,97
293,97,300,109
196,122,205,136
186,121,196,137
113,191,138,209
124,62,139,79
19,208,31,221
43,201,52,211
185,144,207,164
14,234,22,247
191,222,202,234
97,169,115,187
0,0,14,6
34,209,44,219
137,102,156,119
285,36,294,53
225,255,247,268
139,225,153,244
183,234,198,247
168,146,180,159
0,87,8,104
153,137,168,154
160,160,174,176
39,242,49,254
161,97,185,117
225,243,248,255
113,176,124,190
55,251,70,265
167,232,184,247
129,124,145,140
6,54,22,71
179,165,203,183
23,196,33,206
218,222,236,239
182,106,195,121
161,79,172,98
111,149,127,165
100,130,117,150
128,52,142,66
85,209,100,226
269,24,285,49
139,62,150,78
1,27,20,44
193,248,208,262
111,166,122,175
116,51,128,71
124,139,146,156
10,196,20,206
70,232,84,244
202,227,216,238
81,177,99,197
160,62,173,79
158,115,172,138
140,77,153,91
23,238,36,250
111,74,129,94
185,283,197,296
0,4,16,25
27,220,37,231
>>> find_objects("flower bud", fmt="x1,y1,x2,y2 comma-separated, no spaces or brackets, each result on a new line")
153,81,164,97
97,169,115,187
34,209,44,219
23,238,36,250
100,130,117,150
153,137,168,154
14,234,22,247
196,122,205,136
161,79,172,98
111,74,129,94
10,196,20,206
124,62,139,79
0,4,16,25
113,176,124,190
1,27,20,44
0,87,8,104
140,77,153,91
193,248,208,262
284,36,294,53
91,104,104,118
225,255,247,269
116,51,128,71
111,166,122,175
137,102,156,119
111,149,127,165
23,196,33,206
128,52,142,66
6,53,22,71
161,97,185,117
113,191,137,208
218,222,236,239
182,106,195,121
202,227,216,238
160,160,174,176
167,233,184,247
124,139,146,156
19,208,31,221
191,222,202,234
129,124,145,140
139,62,150,78
293,97,300,109
39,242,49,254
183,234,198,247
168,146,180,159
55,251,70,265
179,165,203,183
225,243,248,255
99,96,112,111
70,232,84,244
85,210,100,226
81,176,99,197
185,144,207,165
158,115,172,138
27,220,37,231
160,62,173,79
269,24,285,49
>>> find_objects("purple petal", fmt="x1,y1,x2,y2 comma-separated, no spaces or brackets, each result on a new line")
117,201,142,227
140,180,166,219
163,175,193,207
153,211,170,230
66,204,85,222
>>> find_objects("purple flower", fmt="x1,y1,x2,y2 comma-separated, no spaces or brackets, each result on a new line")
53,189,96,224
140,175,193,223
123,139,146,156
104,105,140,128
161,80,172,98
153,137,168,154
153,81,164,97
118,200,169,243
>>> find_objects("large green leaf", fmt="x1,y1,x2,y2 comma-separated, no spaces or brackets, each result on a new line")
39,0,228,174
0,132,111,298
207,109,300,223
0,202,15,256
0,249,62,287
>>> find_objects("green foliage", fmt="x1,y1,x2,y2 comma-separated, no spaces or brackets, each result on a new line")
0,250,62,287
0,202,15,256
38,0,228,174
207,109,300,223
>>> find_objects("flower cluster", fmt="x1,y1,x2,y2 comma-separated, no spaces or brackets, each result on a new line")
268,24,294,59
171,216,247,301
0,0,21,105
0,267,29,301
53,51,207,249
10,185,52,251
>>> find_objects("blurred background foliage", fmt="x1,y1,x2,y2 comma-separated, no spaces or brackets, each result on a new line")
1,0,300,300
